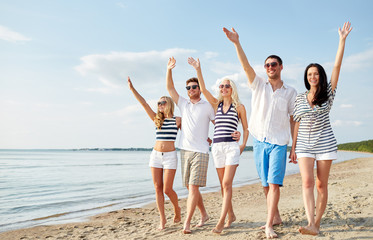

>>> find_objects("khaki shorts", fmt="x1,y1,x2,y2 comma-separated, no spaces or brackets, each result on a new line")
180,149,209,187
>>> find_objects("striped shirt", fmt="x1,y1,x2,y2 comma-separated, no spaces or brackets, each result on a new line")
155,117,178,142
293,82,337,154
213,102,239,143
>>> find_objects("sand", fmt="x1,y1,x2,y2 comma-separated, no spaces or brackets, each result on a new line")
1,157,372,240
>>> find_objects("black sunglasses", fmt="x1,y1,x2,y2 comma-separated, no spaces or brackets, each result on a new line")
186,85,199,90
264,62,278,68
219,84,231,89
158,100,167,106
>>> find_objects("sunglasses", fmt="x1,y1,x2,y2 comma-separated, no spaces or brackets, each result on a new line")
264,62,279,68
186,85,199,90
219,84,231,89
158,100,167,106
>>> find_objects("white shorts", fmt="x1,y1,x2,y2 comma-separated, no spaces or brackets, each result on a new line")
297,151,337,161
211,142,240,168
149,149,178,169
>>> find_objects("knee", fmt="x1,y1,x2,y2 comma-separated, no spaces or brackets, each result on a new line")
316,180,328,193
302,178,315,189
163,186,173,196
222,181,232,192
154,183,163,193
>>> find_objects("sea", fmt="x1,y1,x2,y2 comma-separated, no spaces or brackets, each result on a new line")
0,149,371,233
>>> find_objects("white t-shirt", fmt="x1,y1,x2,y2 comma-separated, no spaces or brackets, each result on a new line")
177,96,215,153
248,75,297,146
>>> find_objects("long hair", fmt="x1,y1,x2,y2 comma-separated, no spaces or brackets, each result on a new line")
217,78,241,109
154,96,175,129
304,63,328,106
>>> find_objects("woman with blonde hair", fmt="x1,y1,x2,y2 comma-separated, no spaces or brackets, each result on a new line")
127,77,181,230
188,58,249,234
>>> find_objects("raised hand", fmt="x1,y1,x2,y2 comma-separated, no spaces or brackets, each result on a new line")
127,76,134,90
223,27,239,44
167,57,176,70
339,22,352,40
188,57,200,70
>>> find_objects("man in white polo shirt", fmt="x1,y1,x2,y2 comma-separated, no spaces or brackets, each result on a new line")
166,56,214,234
224,27,297,239
166,56,240,234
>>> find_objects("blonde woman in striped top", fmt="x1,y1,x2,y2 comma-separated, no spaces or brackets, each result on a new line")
127,77,181,230
188,57,249,234
290,22,352,236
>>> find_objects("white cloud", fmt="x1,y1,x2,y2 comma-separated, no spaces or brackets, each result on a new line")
340,104,353,108
0,25,31,43
342,47,373,72
75,48,197,91
332,120,362,127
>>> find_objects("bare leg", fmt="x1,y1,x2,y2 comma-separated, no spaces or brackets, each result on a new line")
216,167,236,228
315,160,332,231
151,167,166,230
212,165,237,234
260,187,282,229
163,169,181,223
265,183,280,238
298,157,318,235
183,185,208,233
194,189,209,227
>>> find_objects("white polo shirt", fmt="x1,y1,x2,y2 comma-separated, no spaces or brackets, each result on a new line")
177,96,215,153
249,75,297,146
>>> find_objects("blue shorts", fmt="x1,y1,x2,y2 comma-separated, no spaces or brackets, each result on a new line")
253,138,287,187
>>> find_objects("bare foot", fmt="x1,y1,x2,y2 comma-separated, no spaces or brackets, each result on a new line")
265,226,278,239
173,206,181,223
299,226,319,236
260,221,282,229
158,223,165,231
182,222,191,234
195,215,209,227
211,228,222,234
224,215,236,228
182,229,191,234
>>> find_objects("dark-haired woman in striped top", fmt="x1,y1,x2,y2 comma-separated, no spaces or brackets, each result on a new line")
290,22,352,236
127,77,181,230
188,57,249,234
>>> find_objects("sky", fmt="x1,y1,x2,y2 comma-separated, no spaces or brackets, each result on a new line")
0,0,372,149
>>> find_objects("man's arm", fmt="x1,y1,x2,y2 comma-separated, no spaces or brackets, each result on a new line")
223,27,256,85
166,57,180,104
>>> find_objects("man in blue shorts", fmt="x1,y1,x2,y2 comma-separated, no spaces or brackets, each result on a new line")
224,27,297,238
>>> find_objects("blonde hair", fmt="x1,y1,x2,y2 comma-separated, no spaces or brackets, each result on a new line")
154,96,175,129
217,78,241,108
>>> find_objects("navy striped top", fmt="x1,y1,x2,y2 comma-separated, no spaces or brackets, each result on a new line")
155,117,178,142
213,102,239,143
293,82,337,154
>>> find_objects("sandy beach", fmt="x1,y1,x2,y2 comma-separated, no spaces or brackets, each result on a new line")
1,157,372,240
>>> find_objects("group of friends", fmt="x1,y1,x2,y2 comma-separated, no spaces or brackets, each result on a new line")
127,22,352,238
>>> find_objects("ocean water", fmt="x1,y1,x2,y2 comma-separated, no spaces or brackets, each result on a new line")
0,149,371,232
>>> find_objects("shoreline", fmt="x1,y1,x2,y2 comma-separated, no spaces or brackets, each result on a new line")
1,157,372,239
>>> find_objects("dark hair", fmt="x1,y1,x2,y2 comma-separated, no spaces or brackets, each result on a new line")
265,55,283,65
186,77,199,87
304,63,328,106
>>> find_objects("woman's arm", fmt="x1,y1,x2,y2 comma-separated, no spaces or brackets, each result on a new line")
127,77,156,121
176,116,181,130
166,57,180,104
188,57,219,109
331,22,353,92
237,104,249,154
289,121,300,164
